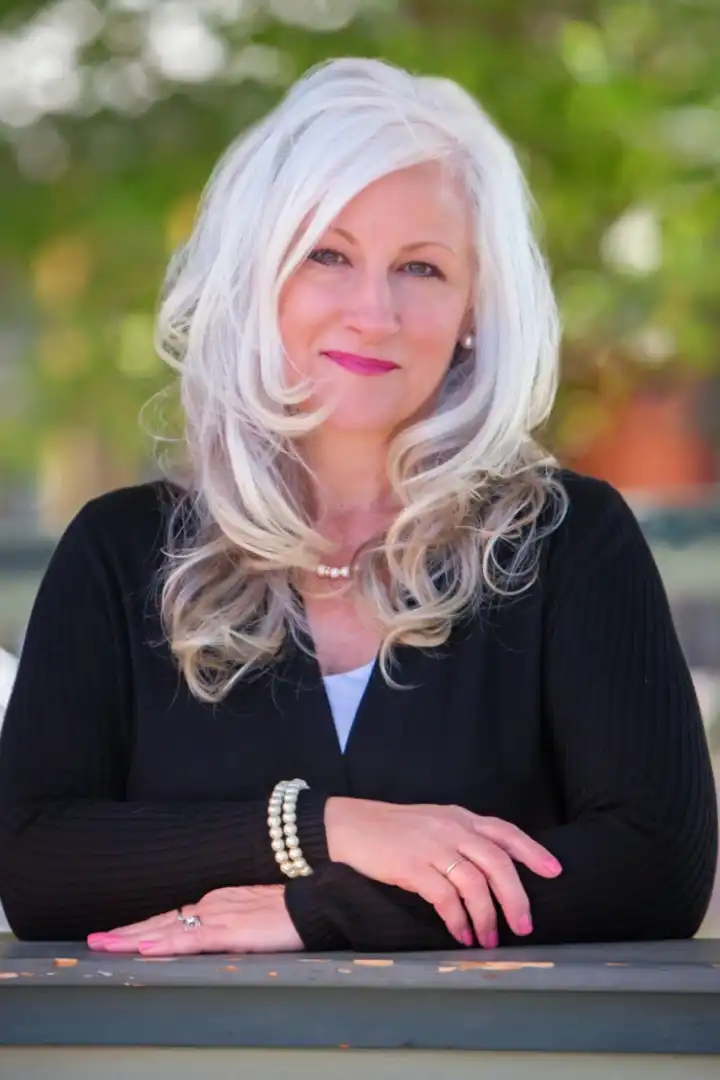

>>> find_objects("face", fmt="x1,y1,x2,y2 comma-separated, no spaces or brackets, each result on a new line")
278,161,475,437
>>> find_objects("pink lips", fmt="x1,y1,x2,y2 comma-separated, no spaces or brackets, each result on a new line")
323,351,400,376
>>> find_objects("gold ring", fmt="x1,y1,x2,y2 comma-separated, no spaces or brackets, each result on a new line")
443,857,468,878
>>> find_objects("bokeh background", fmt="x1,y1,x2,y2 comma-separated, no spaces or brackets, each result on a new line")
0,0,718,933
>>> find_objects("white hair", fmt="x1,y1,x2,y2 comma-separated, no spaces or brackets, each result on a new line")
154,56,567,702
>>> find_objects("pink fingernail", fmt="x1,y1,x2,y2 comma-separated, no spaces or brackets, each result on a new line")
485,930,498,949
518,913,533,935
460,930,473,947
545,858,562,875
88,933,121,943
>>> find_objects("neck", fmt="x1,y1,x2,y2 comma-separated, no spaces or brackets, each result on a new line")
299,431,396,521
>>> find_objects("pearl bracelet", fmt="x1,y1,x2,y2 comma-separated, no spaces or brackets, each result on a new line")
267,778,313,878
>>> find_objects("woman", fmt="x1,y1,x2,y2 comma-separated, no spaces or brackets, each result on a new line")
0,58,716,955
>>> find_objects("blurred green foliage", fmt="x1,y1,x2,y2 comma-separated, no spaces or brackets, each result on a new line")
0,0,718,488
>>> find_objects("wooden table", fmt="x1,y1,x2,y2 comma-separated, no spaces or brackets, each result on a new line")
1,936,719,1078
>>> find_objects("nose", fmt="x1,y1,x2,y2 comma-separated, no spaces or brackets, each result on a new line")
343,269,400,339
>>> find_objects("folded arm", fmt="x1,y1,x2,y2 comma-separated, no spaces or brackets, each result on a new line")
0,506,329,940
285,481,718,951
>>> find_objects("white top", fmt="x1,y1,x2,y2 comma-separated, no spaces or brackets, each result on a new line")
322,659,375,752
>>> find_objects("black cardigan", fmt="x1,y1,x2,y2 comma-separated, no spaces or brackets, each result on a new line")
0,470,716,949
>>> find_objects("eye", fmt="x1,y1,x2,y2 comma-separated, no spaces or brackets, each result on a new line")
308,248,348,266
402,261,444,279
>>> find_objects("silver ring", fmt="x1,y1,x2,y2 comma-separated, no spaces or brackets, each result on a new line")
177,911,203,931
443,857,468,878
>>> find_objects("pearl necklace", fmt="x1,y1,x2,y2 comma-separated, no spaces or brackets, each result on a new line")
315,563,352,580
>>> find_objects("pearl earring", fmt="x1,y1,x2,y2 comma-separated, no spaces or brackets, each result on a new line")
461,331,475,351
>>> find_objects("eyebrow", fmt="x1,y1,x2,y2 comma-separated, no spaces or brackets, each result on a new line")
329,226,458,256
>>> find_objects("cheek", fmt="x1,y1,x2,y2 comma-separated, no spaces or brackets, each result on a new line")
279,274,341,335
278,282,323,377
403,311,461,385
401,288,465,351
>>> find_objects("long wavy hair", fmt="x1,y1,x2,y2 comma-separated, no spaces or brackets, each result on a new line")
153,57,568,703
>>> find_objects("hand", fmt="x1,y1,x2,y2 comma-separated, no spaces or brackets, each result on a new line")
86,885,304,956
325,798,562,948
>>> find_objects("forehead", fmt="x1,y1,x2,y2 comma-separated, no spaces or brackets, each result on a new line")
333,161,471,233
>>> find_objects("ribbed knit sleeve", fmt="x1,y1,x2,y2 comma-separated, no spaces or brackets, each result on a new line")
2,476,716,951
0,505,329,940
285,479,718,951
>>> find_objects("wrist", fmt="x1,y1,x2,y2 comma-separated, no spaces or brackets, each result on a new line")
324,795,356,862
271,885,304,951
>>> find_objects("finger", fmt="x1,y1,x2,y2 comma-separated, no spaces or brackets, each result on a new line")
460,838,532,937
409,867,473,946
444,862,498,948
137,921,234,957
89,913,226,953
104,910,180,937
469,816,562,877
87,932,150,952
87,912,180,950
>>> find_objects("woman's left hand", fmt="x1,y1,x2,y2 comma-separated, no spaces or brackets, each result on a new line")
86,885,304,956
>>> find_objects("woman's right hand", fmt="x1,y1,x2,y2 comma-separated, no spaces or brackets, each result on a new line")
324,797,562,947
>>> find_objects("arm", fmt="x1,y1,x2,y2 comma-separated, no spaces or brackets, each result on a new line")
0,505,328,941
284,479,718,951
519,478,717,943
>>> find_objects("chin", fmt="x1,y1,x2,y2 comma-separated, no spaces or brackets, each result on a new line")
322,408,406,434
305,386,408,431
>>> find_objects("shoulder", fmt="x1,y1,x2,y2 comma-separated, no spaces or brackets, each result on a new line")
542,467,652,587
551,468,640,546
24,480,189,633
60,478,187,580
78,477,183,534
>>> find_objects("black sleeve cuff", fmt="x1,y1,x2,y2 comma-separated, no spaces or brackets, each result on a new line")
284,862,459,952
284,867,348,950
295,788,331,865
